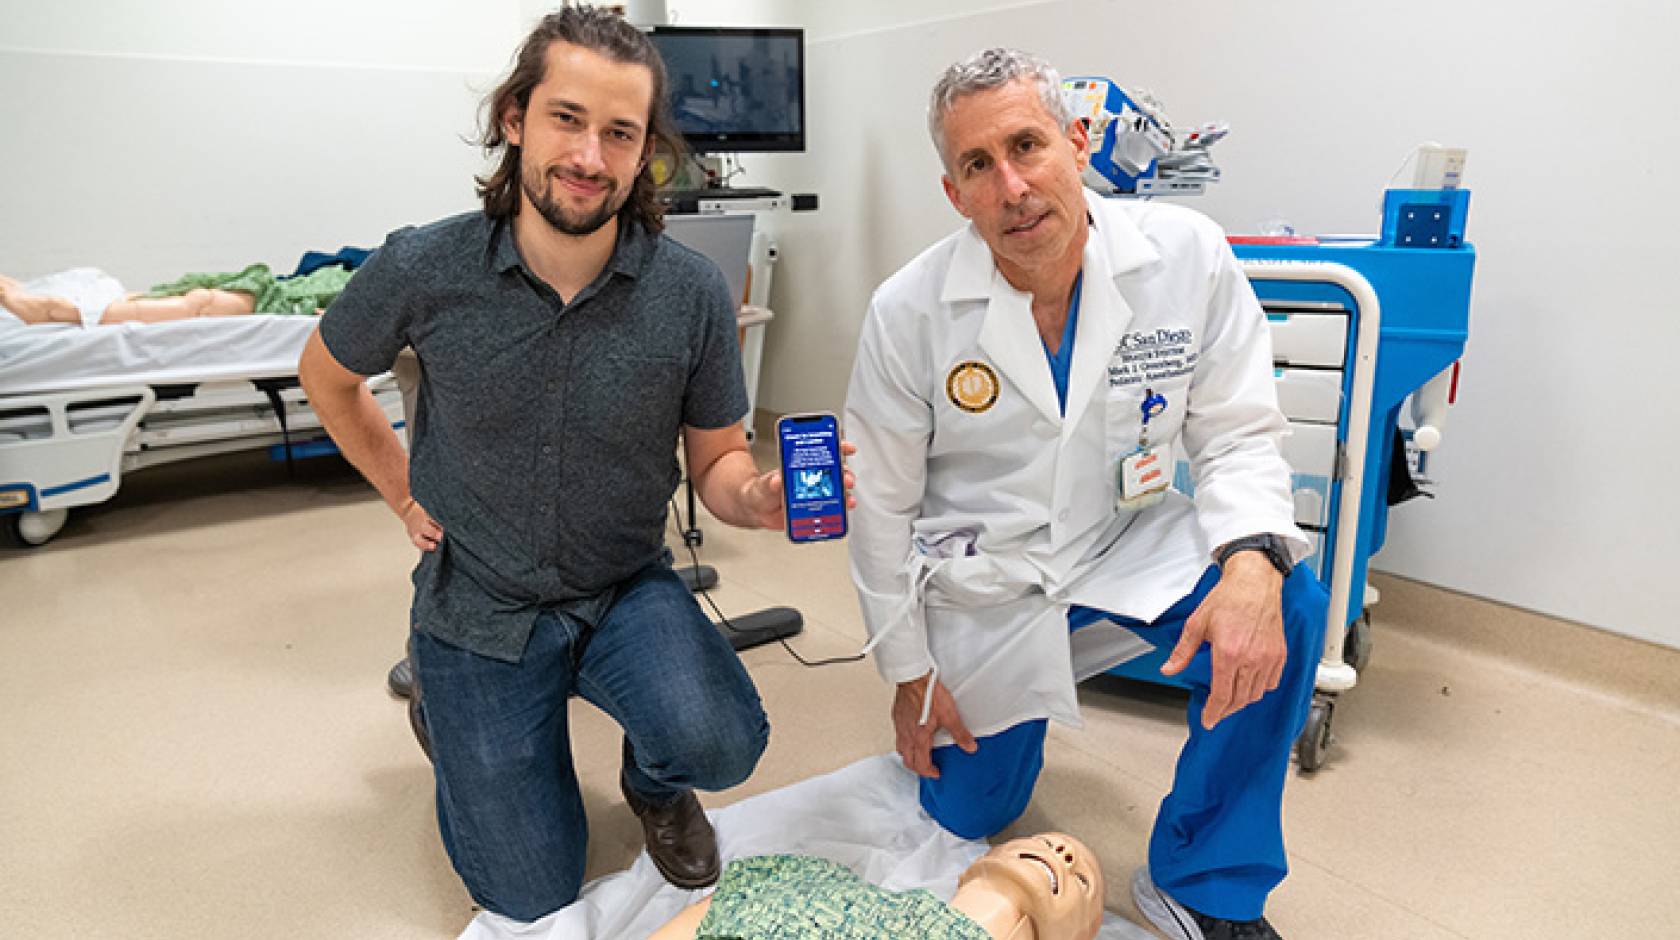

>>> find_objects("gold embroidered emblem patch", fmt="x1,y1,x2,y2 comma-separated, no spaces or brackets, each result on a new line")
946,360,1000,414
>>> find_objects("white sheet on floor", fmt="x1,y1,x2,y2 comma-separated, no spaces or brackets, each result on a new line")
456,754,1154,940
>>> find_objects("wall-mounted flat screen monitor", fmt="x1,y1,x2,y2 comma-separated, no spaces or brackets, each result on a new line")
648,26,805,154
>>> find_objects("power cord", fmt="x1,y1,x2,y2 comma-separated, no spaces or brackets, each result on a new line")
669,494,864,668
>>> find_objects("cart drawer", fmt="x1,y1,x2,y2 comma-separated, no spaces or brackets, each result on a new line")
1274,368,1342,424
1283,421,1337,528
1266,309,1347,368
1169,421,1338,529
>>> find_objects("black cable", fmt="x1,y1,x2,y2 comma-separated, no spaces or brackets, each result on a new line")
669,495,864,669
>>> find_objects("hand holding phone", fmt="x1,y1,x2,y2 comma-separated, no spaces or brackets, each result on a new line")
776,412,848,542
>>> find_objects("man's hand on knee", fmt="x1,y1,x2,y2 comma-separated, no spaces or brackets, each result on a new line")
1163,554,1286,730
892,672,977,778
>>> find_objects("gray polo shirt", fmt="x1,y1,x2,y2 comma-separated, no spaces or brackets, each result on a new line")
319,211,748,662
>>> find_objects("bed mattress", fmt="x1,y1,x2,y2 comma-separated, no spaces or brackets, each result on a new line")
0,314,323,396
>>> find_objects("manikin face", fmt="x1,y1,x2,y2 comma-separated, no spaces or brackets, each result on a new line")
961,832,1104,939
938,78,1091,287
505,41,654,236
960,832,1102,933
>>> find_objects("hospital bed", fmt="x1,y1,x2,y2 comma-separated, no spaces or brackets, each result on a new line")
0,216,771,551
0,314,403,546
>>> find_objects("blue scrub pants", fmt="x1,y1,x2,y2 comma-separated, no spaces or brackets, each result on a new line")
919,563,1328,921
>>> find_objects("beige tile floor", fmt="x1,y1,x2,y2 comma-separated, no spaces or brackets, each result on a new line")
3,435,1677,939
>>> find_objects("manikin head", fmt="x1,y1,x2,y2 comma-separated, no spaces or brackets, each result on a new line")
959,832,1104,939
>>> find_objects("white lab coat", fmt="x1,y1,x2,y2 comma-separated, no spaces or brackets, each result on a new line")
844,191,1308,741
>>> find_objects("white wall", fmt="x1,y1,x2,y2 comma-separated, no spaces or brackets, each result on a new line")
0,1,523,289
3,0,521,71
747,4,1076,423
6,1,1674,645
0,0,810,285
744,0,1680,647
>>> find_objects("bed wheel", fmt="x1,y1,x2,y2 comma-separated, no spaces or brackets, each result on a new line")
10,509,69,547
1295,694,1335,773
1343,610,1374,675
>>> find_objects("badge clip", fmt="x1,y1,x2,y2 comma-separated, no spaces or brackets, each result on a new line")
1117,388,1171,509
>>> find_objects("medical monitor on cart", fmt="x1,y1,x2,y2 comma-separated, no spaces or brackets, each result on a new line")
648,26,805,154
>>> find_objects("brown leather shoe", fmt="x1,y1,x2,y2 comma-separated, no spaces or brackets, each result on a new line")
387,656,415,699
620,776,720,889
407,679,433,762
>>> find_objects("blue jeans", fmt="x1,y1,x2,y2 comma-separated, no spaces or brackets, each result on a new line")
921,563,1328,921
409,561,769,921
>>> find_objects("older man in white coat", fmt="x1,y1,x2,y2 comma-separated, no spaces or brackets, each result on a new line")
844,49,1330,940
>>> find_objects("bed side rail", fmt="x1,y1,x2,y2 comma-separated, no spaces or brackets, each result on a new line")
0,385,156,514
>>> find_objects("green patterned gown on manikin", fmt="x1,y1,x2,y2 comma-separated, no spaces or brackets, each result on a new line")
695,855,991,940
144,263,354,315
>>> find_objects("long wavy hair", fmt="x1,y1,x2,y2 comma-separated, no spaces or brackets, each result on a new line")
475,5,683,234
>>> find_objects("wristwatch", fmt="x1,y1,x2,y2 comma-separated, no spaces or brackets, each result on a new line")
1214,533,1292,576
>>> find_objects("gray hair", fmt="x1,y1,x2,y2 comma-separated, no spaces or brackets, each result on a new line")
927,48,1074,166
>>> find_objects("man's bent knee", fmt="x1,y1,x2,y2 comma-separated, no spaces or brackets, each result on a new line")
690,707,769,791
441,790,586,923
921,780,1032,840
638,707,768,792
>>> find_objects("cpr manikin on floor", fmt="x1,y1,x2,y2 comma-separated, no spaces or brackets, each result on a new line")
647,832,1104,940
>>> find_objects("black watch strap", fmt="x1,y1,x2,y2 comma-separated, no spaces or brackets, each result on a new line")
1215,534,1292,576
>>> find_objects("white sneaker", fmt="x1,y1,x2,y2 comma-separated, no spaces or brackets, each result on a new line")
1130,868,1283,940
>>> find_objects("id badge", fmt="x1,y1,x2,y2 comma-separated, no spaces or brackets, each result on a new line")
1117,442,1171,510
1117,388,1172,511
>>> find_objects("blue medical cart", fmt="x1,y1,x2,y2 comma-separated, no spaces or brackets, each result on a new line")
1103,189,1476,770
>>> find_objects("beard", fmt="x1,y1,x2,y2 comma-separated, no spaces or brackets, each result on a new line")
520,160,634,236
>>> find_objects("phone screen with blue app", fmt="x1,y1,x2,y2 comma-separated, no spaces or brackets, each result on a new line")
776,412,847,543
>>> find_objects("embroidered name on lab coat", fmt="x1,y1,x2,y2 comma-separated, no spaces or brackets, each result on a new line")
1108,327,1198,388
946,360,1001,413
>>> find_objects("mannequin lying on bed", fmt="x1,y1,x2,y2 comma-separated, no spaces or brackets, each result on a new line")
646,832,1105,940
0,264,351,327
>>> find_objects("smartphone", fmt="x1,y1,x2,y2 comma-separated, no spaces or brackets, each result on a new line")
776,412,848,543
